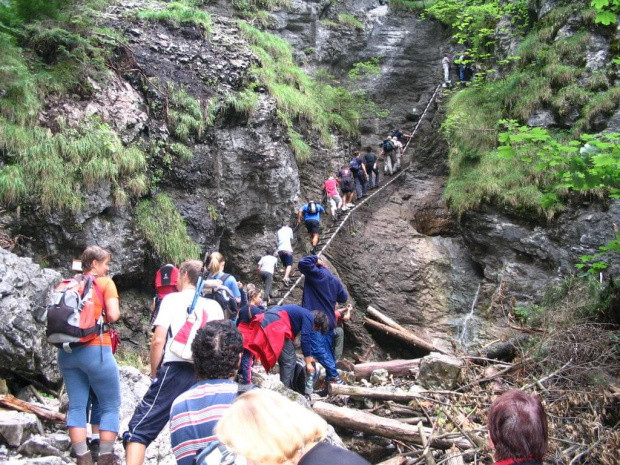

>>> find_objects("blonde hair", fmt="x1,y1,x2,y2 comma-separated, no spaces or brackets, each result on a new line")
208,252,225,275
216,389,327,465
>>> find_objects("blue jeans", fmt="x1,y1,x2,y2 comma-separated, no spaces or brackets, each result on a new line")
355,175,366,198
238,349,254,384
367,165,379,188
58,345,120,432
310,330,338,378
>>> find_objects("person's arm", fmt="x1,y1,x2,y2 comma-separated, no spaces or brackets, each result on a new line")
362,163,368,176
336,282,348,305
150,325,167,379
105,297,120,323
297,208,303,225
299,313,315,373
298,255,322,277
99,279,120,322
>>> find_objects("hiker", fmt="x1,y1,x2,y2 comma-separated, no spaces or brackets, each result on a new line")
169,321,244,465
151,264,179,327
379,136,397,176
57,246,120,465
123,260,224,465
298,255,348,384
276,220,294,285
207,252,241,306
488,390,548,465
217,389,371,465
363,146,379,189
243,305,329,389
337,165,356,211
297,201,325,255
323,175,342,220
236,283,265,385
333,303,353,361
391,136,404,173
350,151,368,199
256,251,278,305
442,53,452,87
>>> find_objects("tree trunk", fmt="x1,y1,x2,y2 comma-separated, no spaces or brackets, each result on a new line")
328,383,433,402
366,306,408,332
354,359,421,379
313,401,471,450
0,394,66,423
364,318,447,354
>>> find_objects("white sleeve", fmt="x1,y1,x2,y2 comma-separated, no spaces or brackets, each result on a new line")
153,294,174,329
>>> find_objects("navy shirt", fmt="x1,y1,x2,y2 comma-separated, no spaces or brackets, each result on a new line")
298,255,348,328
280,304,315,357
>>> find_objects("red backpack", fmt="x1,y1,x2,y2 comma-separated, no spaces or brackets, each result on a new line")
46,275,106,351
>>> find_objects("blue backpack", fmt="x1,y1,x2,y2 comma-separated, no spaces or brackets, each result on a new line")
349,158,362,173
382,139,394,152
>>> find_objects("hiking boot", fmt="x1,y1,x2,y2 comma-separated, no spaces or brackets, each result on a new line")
76,452,94,465
326,376,346,385
89,439,100,463
97,453,119,465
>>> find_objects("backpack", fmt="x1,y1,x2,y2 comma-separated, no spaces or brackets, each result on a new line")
292,358,307,396
169,297,210,361
46,274,106,351
382,139,394,152
204,273,239,320
340,169,354,190
307,201,318,215
152,264,179,326
193,440,243,465
349,158,361,173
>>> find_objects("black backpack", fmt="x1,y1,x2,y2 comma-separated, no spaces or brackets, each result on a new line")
307,201,318,215
383,139,394,152
204,273,239,320
292,358,307,396
349,158,361,173
340,169,354,189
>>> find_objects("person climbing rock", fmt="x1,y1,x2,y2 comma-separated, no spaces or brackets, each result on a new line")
243,304,329,390
123,260,224,465
236,283,265,385
276,220,294,285
391,136,404,173
442,53,452,87
57,246,121,465
256,251,278,305
169,321,243,465
350,151,368,199
323,174,342,221
297,201,325,255
298,255,348,385
337,165,355,211
363,146,379,189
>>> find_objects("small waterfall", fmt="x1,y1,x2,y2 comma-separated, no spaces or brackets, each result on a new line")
458,282,481,347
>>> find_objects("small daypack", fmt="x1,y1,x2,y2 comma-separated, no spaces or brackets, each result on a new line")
349,158,361,173
382,139,394,152
340,169,354,190
46,275,106,351
307,201,318,215
169,297,210,361
204,273,239,320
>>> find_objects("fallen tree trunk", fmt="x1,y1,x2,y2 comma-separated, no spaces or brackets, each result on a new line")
313,401,471,450
0,394,66,423
354,359,421,379
329,383,444,402
366,306,408,332
478,335,529,362
364,318,448,354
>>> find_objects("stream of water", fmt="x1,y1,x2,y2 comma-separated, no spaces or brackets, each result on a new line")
458,282,481,348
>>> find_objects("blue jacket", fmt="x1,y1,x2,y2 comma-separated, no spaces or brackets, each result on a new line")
281,304,314,357
298,255,348,328
301,203,325,223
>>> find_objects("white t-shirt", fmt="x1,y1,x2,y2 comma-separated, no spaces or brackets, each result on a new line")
258,255,278,275
276,226,294,253
153,288,224,365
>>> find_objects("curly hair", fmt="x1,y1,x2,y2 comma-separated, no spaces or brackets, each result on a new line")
191,321,243,380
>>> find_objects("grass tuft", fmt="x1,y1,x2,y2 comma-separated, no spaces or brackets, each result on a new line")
136,2,211,34
135,193,201,264
337,13,364,30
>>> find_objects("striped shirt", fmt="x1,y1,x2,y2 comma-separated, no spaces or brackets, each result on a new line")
170,379,238,465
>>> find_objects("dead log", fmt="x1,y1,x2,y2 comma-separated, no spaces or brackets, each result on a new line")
364,318,448,355
328,384,453,406
366,306,408,332
478,335,529,362
354,359,421,379
0,394,66,423
313,401,471,450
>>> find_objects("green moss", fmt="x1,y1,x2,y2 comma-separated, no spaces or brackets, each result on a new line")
135,193,200,264
136,2,212,34
573,86,620,135
551,84,592,116
337,13,364,30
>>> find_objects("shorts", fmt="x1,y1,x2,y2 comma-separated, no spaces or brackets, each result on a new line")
342,185,354,194
278,251,293,267
329,195,342,210
305,220,320,234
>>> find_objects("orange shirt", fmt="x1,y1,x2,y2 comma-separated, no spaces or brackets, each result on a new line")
84,275,119,347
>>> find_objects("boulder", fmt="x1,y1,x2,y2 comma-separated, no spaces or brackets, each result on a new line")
370,369,389,386
16,435,63,458
0,411,43,448
417,353,463,390
0,249,61,385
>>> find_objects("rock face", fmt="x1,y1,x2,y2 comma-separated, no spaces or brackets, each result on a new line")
0,248,61,385
0,412,43,448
